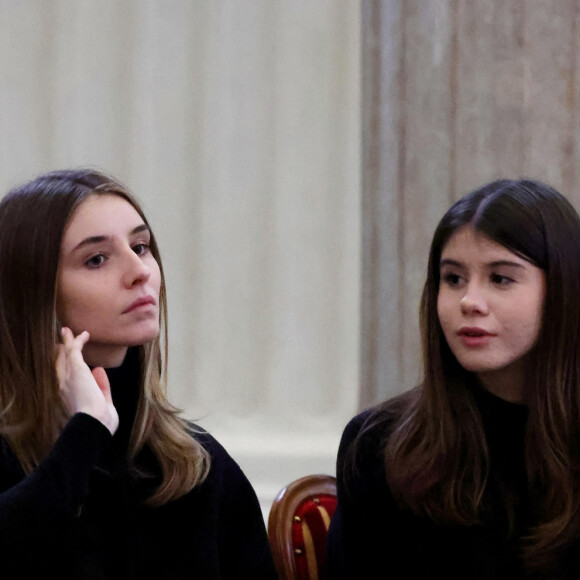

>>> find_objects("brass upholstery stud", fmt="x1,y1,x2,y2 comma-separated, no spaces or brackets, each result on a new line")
294,516,301,522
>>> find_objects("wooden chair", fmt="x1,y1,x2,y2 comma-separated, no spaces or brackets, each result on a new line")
268,474,337,580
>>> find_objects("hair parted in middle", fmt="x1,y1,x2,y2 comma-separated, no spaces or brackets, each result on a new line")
0,168,209,506
353,179,580,572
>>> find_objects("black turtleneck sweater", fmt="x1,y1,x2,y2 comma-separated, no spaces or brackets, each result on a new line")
327,386,530,579
0,349,277,579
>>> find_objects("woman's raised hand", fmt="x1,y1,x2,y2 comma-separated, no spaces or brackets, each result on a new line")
55,327,119,435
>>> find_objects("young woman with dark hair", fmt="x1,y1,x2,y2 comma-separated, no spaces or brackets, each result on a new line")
328,180,580,579
0,169,276,579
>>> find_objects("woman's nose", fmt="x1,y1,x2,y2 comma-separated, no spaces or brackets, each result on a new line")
460,284,489,315
122,251,151,288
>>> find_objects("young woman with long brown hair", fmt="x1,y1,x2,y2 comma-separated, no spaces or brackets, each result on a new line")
328,179,580,579
0,169,276,579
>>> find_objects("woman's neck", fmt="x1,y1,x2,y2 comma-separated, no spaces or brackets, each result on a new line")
476,360,526,404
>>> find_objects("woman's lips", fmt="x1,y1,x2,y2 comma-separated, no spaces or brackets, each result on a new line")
457,326,495,347
123,296,156,314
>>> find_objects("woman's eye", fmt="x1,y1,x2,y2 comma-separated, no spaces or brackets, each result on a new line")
491,273,514,286
442,272,462,286
133,243,150,256
85,254,106,268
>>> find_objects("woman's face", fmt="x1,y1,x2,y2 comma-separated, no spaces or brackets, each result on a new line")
56,194,161,367
437,225,545,401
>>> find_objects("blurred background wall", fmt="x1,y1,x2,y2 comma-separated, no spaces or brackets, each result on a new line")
0,0,360,514
361,0,580,409
2,0,579,515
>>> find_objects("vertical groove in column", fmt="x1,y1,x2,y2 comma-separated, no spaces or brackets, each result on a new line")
519,0,527,176
39,0,58,167
360,0,381,408
361,0,407,409
569,0,577,192
368,1,381,405
449,0,459,203
396,0,407,392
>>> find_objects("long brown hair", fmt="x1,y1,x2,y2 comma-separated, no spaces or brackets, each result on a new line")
0,168,209,505
357,180,580,573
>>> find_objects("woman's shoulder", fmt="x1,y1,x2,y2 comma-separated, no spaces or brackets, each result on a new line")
340,388,417,453
337,408,388,477
338,408,382,463
182,425,276,577
336,388,419,487
185,423,228,458
184,422,250,484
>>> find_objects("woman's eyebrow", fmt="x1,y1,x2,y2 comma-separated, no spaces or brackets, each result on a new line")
440,258,525,269
439,258,464,269
71,224,149,252
132,224,150,236
488,260,525,268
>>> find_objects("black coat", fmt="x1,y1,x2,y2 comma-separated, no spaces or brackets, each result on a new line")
327,386,532,579
0,350,277,579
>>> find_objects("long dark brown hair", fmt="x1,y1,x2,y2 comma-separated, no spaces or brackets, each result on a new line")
0,168,210,505
354,179,580,573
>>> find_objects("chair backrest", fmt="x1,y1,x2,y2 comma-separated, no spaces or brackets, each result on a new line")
268,474,337,580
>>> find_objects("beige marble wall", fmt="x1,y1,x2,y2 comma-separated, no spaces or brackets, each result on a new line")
361,0,580,407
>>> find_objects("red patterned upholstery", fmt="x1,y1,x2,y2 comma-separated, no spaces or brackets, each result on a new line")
268,475,337,580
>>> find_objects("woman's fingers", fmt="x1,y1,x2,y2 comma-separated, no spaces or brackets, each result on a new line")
57,328,85,382
61,327,89,358
56,327,119,435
